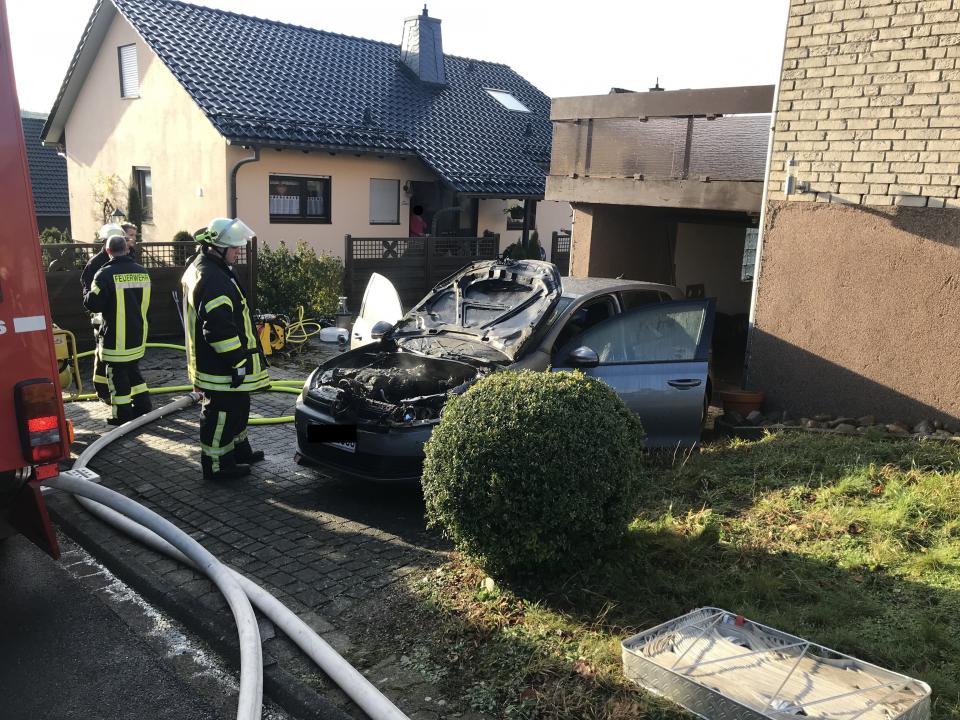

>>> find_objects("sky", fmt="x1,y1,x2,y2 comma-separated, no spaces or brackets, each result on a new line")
8,0,790,115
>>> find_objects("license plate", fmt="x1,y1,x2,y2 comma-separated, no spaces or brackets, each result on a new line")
307,422,357,451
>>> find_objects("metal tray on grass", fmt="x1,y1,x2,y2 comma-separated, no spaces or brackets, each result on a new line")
622,607,930,720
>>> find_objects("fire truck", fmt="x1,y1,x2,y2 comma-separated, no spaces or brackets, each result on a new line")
0,0,71,559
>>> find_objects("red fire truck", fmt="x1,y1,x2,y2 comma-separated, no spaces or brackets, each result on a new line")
0,0,71,559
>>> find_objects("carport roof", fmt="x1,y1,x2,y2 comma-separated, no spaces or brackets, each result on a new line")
42,0,553,198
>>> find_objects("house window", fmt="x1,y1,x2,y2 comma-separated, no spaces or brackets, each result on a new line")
484,88,530,112
741,227,759,282
269,175,331,224
118,44,139,98
133,167,152,220
369,179,400,225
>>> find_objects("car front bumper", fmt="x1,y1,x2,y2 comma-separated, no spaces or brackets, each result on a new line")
294,397,433,482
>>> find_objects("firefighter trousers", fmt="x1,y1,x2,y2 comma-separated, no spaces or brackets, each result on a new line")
92,331,110,404
199,390,256,474
104,360,152,423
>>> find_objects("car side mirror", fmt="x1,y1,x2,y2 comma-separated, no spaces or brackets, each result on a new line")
566,346,599,368
371,320,393,340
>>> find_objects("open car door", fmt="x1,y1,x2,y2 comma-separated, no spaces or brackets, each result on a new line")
552,299,715,448
351,272,403,349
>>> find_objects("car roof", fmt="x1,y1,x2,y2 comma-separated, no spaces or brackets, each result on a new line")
559,276,683,299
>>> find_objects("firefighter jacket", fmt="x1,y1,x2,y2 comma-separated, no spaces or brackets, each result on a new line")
181,251,269,392
81,246,137,299
82,255,151,363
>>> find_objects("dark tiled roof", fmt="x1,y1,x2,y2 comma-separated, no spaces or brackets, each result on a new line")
21,113,70,216
112,0,552,197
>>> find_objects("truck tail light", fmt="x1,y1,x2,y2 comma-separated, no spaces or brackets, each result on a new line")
15,379,65,463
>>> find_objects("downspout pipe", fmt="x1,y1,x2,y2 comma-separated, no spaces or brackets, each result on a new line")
230,146,261,219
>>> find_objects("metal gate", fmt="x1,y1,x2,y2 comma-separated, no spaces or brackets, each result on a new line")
551,231,571,276
344,234,500,311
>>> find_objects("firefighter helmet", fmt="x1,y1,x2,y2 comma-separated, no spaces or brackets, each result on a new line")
196,218,256,248
97,223,125,241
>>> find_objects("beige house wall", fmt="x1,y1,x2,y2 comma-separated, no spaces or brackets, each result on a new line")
229,148,438,258
64,12,228,243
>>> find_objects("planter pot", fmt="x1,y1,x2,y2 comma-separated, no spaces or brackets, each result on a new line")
717,389,764,417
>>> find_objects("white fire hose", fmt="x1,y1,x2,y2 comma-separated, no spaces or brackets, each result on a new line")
44,394,410,720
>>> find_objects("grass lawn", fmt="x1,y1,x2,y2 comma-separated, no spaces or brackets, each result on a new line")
406,432,960,719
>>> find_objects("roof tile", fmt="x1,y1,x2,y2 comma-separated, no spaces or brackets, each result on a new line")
21,114,70,216
113,0,551,196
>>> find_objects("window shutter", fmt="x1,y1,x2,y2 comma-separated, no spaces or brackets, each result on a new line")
369,179,399,224
119,45,139,98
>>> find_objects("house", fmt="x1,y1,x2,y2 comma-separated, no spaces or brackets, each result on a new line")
747,0,960,426
41,0,570,261
544,84,774,385
21,111,70,233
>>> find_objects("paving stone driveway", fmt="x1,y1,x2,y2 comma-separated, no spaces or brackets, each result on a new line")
50,348,470,720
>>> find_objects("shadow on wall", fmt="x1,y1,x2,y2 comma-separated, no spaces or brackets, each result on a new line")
748,200,960,426
746,328,960,428
774,197,960,247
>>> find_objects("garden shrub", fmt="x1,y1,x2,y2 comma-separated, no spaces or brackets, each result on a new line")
256,240,343,317
502,230,544,261
422,370,646,575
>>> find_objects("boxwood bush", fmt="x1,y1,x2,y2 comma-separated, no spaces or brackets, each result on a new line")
422,370,646,575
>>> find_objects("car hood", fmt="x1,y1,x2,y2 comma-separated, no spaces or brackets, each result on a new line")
390,259,562,361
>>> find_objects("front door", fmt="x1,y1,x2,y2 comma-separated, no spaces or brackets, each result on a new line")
552,299,715,448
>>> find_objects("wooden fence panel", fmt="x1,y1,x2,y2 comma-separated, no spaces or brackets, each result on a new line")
344,234,500,312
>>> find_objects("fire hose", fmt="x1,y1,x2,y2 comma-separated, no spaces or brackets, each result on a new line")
44,394,411,720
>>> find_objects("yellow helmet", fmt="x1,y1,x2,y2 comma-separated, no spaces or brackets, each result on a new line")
196,218,256,248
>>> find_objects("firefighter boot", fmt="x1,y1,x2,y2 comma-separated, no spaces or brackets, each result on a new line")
201,455,251,481
234,438,265,465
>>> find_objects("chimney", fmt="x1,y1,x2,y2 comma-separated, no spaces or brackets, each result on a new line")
400,5,446,86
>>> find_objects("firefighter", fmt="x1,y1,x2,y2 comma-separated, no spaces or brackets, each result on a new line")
181,218,269,480
82,234,153,425
82,223,139,404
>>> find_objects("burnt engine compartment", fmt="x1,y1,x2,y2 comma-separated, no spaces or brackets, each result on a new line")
310,350,486,426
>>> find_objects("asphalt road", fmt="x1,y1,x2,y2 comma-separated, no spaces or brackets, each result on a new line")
0,534,222,720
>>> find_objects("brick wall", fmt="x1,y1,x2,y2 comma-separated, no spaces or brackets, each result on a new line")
769,0,960,207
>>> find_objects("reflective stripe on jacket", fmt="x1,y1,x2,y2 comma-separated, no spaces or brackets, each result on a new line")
82,255,150,362
181,251,269,392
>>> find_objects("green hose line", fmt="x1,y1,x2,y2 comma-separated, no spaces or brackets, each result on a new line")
76,342,186,361
68,383,300,406
248,416,295,425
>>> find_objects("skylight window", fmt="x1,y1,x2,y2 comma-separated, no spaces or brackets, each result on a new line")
485,88,530,112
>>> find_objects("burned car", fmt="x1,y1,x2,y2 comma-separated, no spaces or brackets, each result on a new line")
295,259,714,481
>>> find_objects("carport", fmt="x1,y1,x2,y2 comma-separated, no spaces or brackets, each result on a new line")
545,85,773,385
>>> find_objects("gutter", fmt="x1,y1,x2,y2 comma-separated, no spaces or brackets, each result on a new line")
229,146,260,218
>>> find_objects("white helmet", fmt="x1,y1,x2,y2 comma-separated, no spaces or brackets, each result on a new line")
197,218,256,248
98,223,125,241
